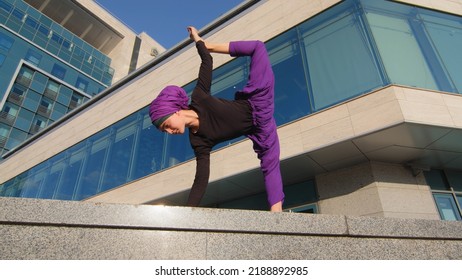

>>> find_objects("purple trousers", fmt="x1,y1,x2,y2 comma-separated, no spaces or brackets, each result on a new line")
229,41,284,207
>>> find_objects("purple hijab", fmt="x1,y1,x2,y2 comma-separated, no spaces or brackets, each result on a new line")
149,85,189,128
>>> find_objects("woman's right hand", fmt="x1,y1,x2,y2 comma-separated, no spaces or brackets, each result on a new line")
187,26,202,42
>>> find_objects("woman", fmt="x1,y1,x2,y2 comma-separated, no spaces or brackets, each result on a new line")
149,26,284,212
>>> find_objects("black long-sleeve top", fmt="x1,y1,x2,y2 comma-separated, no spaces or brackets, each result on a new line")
187,41,254,206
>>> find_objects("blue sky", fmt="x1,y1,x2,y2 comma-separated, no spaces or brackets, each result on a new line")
95,0,245,49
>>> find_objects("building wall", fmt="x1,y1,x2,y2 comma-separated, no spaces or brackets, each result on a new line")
317,161,440,219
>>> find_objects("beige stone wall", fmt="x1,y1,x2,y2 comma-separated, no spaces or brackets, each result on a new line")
137,32,166,68
316,162,440,219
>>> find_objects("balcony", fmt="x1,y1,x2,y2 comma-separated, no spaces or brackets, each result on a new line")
29,124,43,134
0,112,16,125
15,75,32,87
0,135,6,148
7,92,24,106
43,88,58,100
36,105,51,118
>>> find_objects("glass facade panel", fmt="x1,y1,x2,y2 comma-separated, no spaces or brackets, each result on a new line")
433,193,462,221
267,29,312,124
424,169,450,191
132,114,165,176
422,13,462,92
0,29,13,51
446,170,462,192
425,169,462,221
366,12,437,90
78,137,109,199
300,7,384,110
101,117,137,192
362,0,462,93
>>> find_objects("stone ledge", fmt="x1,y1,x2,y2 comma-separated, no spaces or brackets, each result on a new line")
0,197,346,236
1,197,462,239
1,198,462,260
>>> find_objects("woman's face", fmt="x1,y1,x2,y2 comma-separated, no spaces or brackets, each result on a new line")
159,112,185,135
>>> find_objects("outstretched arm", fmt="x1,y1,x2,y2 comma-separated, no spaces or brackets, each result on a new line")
188,26,229,54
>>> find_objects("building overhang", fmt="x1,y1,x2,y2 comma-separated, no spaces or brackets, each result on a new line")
24,0,124,54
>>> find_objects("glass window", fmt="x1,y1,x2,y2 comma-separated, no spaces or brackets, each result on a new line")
0,0,12,13
0,124,9,138
57,86,72,106
30,115,46,133
75,77,89,92
425,169,462,221
17,67,34,87
25,49,42,66
23,89,40,112
365,4,438,90
300,8,384,110
11,8,24,21
51,63,66,80
37,24,49,37
132,113,166,177
283,180,318,209
5,128,26,150
0,53,5,66
433,193,462,221
0,32,14,52
20,173,44,199
425,169,450,191
40,98,52,110
24,16,38,29
77,136,109,199
267,29,312,125
55,146,85,200
39,159,64,199
101,117,137,192
446,170,462,192
15,108,33,131
70,93,84,109
163,133,194,168
46,80,59,94
34,116,46,128
3,102,18,117
286,204,318,213
421,12,462,93
11,84,25,97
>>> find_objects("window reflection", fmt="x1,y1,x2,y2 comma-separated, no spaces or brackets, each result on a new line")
267,29,311,125
433,193,461,221
301,10,384,110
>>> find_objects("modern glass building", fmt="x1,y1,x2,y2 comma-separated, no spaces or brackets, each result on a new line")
0,0,163,156
0,0,461,221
